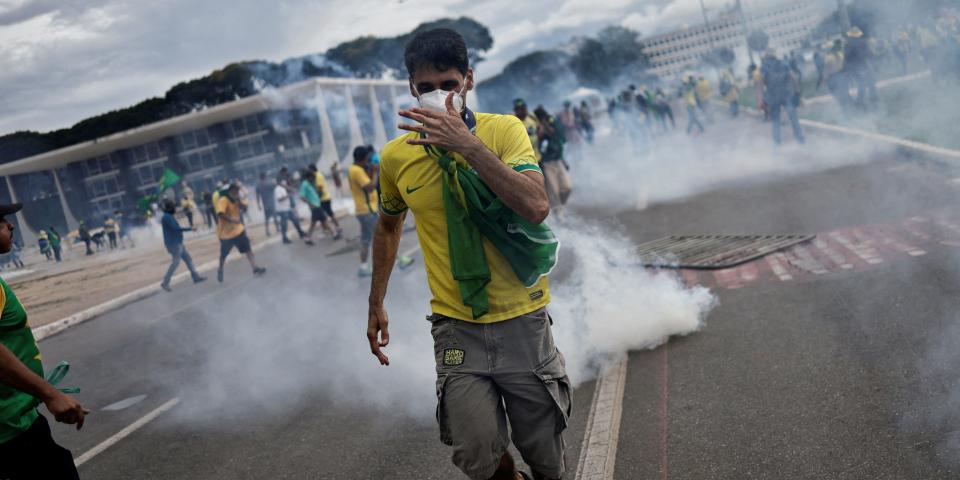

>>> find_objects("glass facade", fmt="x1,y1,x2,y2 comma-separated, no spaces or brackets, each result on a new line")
12,81,403,229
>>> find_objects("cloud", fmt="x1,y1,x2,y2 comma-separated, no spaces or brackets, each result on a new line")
0,0,706,136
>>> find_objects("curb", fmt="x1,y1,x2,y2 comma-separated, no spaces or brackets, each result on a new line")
735,102,960,167
32,234,282,341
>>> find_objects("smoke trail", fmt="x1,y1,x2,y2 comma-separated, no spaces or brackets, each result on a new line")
550,218,716,382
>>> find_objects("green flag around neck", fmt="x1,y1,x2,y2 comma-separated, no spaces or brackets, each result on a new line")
426,140,559,320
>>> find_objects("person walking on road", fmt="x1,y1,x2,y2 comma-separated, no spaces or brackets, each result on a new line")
0,203,87,480
349,146,379,277
160,200,206,292
762,48,806,145
255,172,277,237
300,170,337,245
103,215,118,250
309,164,343,239
273,179,296,244
534,106,573,209
78,221,93,256
368,28,568,480
683,77,705,135
37,231,51,261
48,226,62,263
215,183,265,283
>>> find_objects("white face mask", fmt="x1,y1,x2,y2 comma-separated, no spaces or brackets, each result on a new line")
414,84,466,114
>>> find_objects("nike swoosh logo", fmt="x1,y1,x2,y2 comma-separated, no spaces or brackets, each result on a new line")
406,185,424,194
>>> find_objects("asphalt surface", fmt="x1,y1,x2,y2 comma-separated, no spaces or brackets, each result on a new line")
26,114,960,479
609,121,960,478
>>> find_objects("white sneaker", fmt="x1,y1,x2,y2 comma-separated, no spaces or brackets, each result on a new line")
358,266,373,277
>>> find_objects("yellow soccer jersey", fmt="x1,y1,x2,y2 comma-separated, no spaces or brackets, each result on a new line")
349,165,378,215
315,173,331,202
520,114,541,161
379,112,550,323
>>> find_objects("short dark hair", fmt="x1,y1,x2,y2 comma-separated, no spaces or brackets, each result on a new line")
353,145,371,163
404,28,469,77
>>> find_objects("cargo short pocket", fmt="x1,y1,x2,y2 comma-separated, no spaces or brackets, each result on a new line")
430,318,462,372
533,350,572,434
435,373,454,446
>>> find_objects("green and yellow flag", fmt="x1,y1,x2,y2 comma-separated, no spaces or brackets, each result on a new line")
157,168,181,193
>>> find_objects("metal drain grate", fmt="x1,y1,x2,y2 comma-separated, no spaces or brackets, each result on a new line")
638,234,815,270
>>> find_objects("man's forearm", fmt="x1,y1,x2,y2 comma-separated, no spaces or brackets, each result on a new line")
461,140,549,224
0,344,57,402
368,214,405,307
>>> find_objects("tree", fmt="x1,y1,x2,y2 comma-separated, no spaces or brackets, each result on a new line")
704,47,736,68
569,26,649,88
747,30,770,53
0,17,495,164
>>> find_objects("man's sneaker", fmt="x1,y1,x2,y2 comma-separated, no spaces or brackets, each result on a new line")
217,269,224,283
397,255,415,270
282,238,293,244
160,283,172,292
253,267,266,276
333,229,343,241
304,239,315,246
193,276,207,284
358,266,373,278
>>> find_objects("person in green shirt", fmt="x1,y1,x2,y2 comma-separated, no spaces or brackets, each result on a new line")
0,203,87,480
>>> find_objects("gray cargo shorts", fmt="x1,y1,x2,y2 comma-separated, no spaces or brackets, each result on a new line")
429,308,571,480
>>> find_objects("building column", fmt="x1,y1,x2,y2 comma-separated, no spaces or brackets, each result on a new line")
208,124,238,181
368,85,388,148
343,85,364,163
51,169,80,232
313,85,339,171
5,176,37,248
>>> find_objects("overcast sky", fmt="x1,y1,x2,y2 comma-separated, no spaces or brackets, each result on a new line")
0,0,823,135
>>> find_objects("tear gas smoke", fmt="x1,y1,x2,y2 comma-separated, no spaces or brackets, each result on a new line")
167,210,716,424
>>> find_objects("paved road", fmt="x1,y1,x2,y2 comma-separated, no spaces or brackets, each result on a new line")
26,115,960,479
609,127,960,478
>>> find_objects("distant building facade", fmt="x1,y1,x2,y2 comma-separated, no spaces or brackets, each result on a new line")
0,78,415,246
641,1,823,80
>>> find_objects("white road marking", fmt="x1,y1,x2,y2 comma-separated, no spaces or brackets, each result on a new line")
575,355,628,480
101,394,147,412
74,397,180,467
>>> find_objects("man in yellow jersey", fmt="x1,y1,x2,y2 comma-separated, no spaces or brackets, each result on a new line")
215,183,265,283
366,29,567,480
309,164,342,239
0,203,87,479
349,146,379,277
513,98,541,164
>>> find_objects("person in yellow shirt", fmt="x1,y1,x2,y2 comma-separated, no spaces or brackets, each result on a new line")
215,183,265,283
349,146,379,277
366,28,566,480
695,75,713,121
513,98,541,163
309,164,342,239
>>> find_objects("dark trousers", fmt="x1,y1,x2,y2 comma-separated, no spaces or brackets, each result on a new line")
185,211,194,229
83,239,93,255
276,211,304,241
204,208,215,229
769,101,805,145
686,106,704,134
108,232,117,249
0,415,79,480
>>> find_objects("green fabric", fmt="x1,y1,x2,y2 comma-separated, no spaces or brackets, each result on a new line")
428,145,559,319
157,168,181,193
0,278,41,444
431,145,491,319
